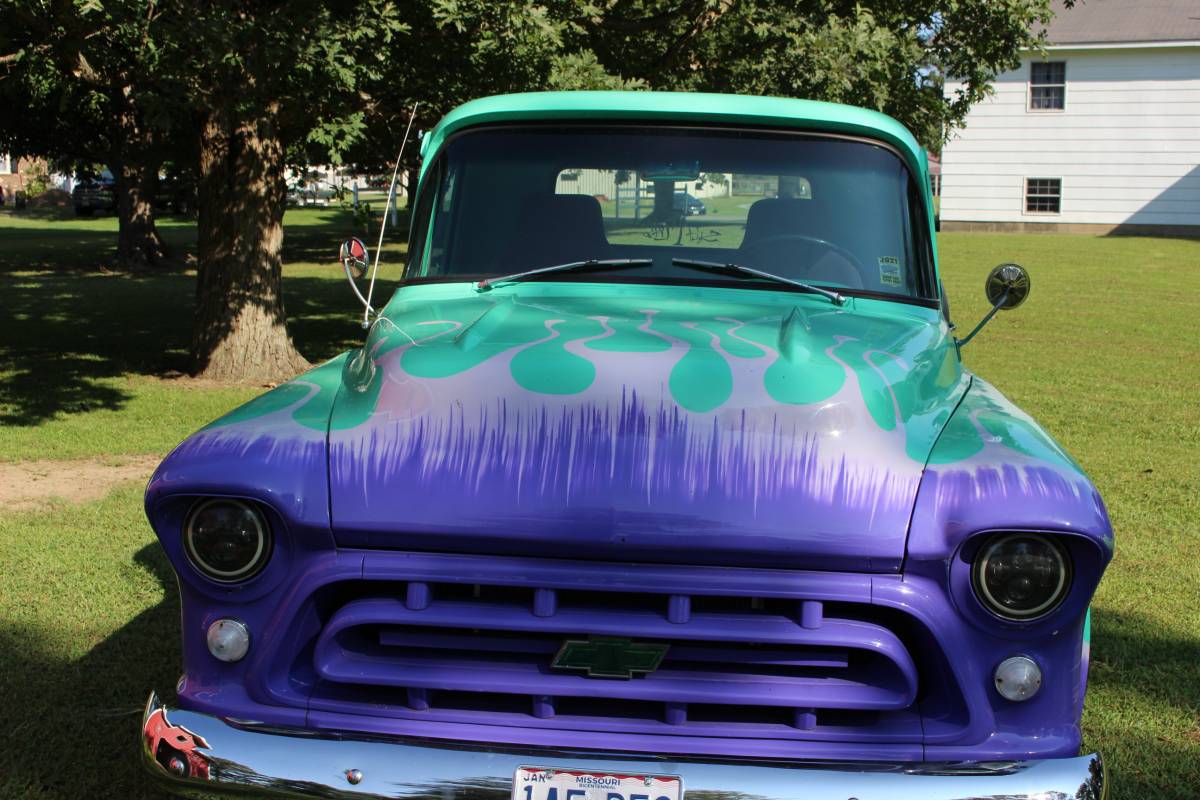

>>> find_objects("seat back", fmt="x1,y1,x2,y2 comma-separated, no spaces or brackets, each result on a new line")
741,198,834,249
498,194,609,271
739,197,863,288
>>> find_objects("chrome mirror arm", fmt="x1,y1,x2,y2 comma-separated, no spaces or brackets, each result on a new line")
956,263,1031,350
954,290,1007,349
341,254,374,317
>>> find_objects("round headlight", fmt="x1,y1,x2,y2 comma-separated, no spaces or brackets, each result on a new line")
972,533,1071,620
183,498,272,582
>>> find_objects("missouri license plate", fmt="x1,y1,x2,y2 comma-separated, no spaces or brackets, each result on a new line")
514,768,683,800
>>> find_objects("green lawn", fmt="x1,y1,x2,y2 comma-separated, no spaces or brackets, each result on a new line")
0,210,1196,798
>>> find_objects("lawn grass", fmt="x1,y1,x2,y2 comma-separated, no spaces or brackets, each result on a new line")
939,234,1200,795
0,206,407,460
0,212,1196,798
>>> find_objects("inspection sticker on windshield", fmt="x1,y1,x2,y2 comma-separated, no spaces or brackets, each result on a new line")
514,768,682,800
878,256,902,286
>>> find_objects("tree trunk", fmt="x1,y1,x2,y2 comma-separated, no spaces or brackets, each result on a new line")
111,85,167,270
115,155,167,269
651,180,676,221
191,103,309,383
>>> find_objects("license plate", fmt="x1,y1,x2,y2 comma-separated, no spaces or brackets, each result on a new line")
514,768,683,800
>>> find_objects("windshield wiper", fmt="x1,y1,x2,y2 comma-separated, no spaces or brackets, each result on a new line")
672,258,845,305
476,258,652,292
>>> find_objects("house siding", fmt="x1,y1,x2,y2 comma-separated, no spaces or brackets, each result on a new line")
941,46,1200,231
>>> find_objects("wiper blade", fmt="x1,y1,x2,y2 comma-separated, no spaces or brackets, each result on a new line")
671,258,845,305
476,258,652,292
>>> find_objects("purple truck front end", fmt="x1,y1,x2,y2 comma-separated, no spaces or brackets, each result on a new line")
140,92,1111,800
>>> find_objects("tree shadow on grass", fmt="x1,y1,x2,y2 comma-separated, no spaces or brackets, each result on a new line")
0,544,179,799
1083,606,1200,799
279,206,409,267
0,269,378,427
0,215,199,273
285,273,400,363
0,215,200,431
0,208,404,428
0,269,196,426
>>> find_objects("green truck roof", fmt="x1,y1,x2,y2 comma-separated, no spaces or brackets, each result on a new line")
419,91,929,180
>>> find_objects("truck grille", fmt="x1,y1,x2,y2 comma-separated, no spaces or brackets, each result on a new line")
294,552,932,757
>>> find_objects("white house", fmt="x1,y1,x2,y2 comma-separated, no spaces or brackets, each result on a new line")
940,0,1200,235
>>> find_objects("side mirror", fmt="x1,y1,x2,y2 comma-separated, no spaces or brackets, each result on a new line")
956,263,1031,348
338,238,373,312
984,262,1031,310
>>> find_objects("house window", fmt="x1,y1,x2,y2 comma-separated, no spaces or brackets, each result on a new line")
1029,61,1066,110
1025,178,1062,214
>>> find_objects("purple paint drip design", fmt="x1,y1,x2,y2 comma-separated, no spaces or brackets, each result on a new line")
929,463,1096,508
330,386,917,568
334,389,915,514
171,428,327,474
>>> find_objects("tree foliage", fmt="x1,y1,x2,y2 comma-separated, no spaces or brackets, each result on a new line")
1,0,1071,381
0,0,187,266
576,0,1070,150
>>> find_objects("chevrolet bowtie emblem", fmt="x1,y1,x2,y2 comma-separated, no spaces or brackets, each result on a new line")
552,637,669,679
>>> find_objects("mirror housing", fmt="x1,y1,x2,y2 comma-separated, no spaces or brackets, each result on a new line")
638,161,701,182
956,263,1031,348
339,238,369,278
985,262,1031,310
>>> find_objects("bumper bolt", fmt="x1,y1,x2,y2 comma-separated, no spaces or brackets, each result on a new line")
346,768,364,785
168,756,187,777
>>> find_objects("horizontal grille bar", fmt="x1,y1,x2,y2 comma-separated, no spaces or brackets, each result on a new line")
378,628,851,668
317,597,915,654
315,647,911,710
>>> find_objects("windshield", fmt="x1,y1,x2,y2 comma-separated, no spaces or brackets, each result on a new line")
408,125,933,301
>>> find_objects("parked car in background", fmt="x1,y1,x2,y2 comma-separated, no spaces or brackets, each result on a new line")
141,91,1112,800
70,170,195,216
673,190,707,215
288,180,338,207
71,177,115,216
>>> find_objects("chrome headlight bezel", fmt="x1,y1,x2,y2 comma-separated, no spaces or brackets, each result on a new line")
971,532,1073,622
182,497,273,583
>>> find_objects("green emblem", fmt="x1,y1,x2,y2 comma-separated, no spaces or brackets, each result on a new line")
552,637,669,679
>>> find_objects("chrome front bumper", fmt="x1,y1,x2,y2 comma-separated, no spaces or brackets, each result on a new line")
141,692,1106,800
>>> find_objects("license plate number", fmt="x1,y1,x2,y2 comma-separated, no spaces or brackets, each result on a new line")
514,768,683,800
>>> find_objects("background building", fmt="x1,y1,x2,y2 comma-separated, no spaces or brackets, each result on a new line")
940,0,1200,235
0,153,30,197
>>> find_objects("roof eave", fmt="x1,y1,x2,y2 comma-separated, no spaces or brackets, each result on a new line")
1027,39,1200,51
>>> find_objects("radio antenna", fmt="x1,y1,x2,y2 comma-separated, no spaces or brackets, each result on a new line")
362,101,420,328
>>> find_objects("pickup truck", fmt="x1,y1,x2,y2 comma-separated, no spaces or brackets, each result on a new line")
141,91,1112,800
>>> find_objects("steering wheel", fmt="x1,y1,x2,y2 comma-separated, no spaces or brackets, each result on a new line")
738,234,867,284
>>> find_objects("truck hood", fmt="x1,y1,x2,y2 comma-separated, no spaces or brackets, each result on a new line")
327,283,968,570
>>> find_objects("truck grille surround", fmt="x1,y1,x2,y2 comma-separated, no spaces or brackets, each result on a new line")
278,552,959,760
